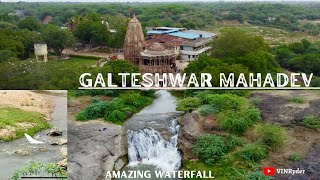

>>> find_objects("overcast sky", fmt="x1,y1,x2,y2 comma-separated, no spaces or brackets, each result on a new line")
1,0,317,2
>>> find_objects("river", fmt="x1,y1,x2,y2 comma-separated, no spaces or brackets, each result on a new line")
0,91,67,179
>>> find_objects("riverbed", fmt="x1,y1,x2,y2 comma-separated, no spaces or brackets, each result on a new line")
0,91,67,179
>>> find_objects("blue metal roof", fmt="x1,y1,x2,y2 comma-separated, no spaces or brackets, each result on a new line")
147,29,212,40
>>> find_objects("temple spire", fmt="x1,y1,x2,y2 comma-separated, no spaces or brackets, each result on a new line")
123,15,145,66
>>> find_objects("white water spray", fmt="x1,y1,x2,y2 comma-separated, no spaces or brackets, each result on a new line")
127,118,181,172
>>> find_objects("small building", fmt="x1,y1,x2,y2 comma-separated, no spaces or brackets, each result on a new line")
147,27,217,61
140,42,176,73
34,44,48,62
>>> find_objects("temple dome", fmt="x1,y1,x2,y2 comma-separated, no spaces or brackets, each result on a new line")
148,42,166,51
141,42,174,56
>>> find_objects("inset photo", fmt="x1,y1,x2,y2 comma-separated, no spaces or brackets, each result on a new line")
0,90,67,179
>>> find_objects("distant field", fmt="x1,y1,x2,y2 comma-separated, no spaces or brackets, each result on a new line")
209,21,320,46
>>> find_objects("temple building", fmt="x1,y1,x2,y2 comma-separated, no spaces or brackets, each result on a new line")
140,42,176,73
124,16,177,73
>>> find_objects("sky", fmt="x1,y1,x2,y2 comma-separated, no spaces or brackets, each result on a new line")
1,0,317,2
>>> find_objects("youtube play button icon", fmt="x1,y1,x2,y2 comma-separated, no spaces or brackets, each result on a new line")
263,167,275,176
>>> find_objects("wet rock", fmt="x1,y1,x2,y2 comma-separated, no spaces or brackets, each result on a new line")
58,138,67,145
114,156,127,171
124,112,181,141
38,146,48,152
60,147,67,159
47,127,62,136
68,122,127,180
15,149,29,156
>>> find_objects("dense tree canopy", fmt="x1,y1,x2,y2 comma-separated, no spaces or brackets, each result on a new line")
42,25,75,56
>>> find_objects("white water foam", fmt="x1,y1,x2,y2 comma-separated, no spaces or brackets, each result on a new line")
127,119,181,172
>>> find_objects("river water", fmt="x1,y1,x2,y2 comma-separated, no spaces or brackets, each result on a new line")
0,91,67,179
120,90,181,180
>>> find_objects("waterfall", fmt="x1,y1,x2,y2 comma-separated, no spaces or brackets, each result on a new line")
127,118,181,172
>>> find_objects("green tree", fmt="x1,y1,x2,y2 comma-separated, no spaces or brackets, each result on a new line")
211,28,271,59
42,25,75,57
74,20,110,47
17,17,41,31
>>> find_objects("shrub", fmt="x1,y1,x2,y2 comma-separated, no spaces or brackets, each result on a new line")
120,92,152,108
193,134,227,165
257,124,285,150
104,110,127,123
225,134,244,150
218,108,261,135
75,101,108,120
288,96,305,104
196,94,247,111
199,105,219,116
72,90,120,97
247,172,272,180
218,112,250,135
302,116,320,130
249,97,262,106
237,143,268,163
177,97,201,112
288,154,302,161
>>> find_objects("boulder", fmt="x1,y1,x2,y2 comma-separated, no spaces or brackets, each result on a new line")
47,127,62,136
59,147,67,159
15,149,29,156
38,146,48,152
58,138,67,145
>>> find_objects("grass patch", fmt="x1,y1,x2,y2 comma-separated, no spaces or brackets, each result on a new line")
302,116,320,130
288,154,302,162
192,134,244,165
288,96,305,104
59,55,100,66
257,124,286,150
236,143,268,163
0,107,51,141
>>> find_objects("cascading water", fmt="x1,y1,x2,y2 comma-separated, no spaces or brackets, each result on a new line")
127,118,181,172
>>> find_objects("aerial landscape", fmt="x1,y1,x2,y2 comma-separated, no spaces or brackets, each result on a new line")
0,0,319,179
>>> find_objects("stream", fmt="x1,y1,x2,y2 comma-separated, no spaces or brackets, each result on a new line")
120,90,181,179
0,91,67,179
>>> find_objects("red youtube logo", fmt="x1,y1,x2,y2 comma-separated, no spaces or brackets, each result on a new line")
263,167,275,176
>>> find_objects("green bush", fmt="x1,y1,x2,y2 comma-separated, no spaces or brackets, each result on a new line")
288,154,302,162
237,143,268,163
177,97,201,112
72,90,120,97
218,108,261,135
75,101,108,121
193,134,227,165
104,110,127,123
120,93,152,108
196,94,247,111
225,134,244,150
302,116,320,130
199,105,219,116
257,124,285,150
247,172,272,180
193,134,243,165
